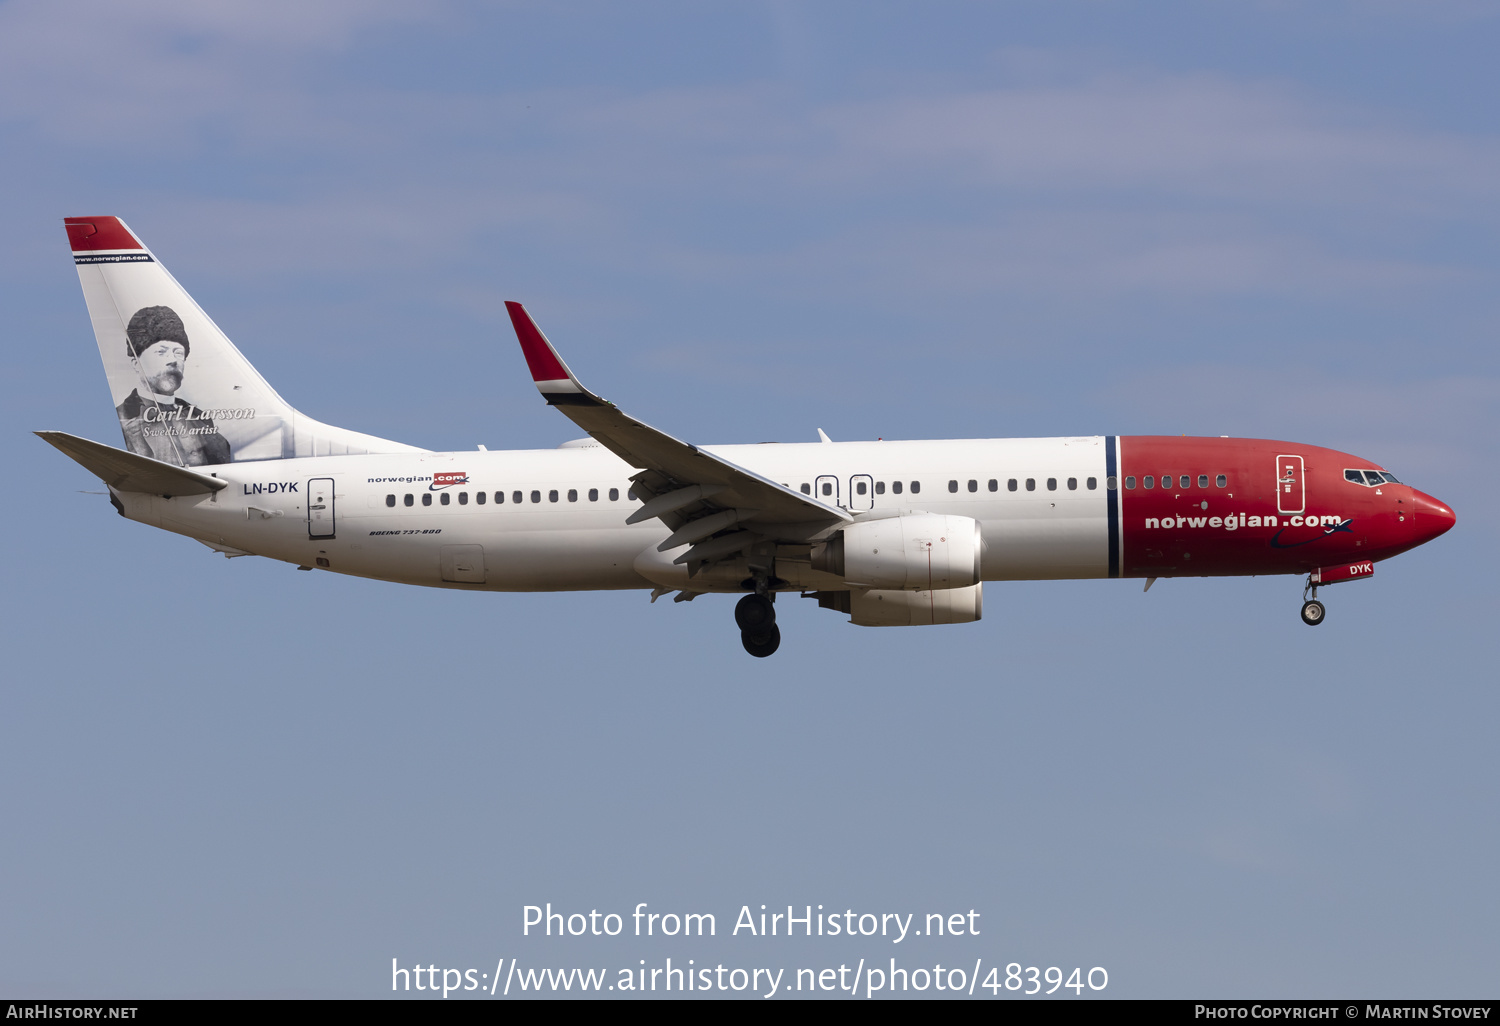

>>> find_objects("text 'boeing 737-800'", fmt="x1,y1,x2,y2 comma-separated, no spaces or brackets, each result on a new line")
40,217,1456,656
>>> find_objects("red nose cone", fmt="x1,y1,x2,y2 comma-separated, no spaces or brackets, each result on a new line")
1411,490,1456,544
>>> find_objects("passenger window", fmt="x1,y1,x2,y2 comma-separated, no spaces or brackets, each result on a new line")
988,479,997,492
403,494,413,507
892,481,903,495
1180,475,1190,489
800,483,811,495
1143,476,1154,489
385,494,395,507
1068,477,1077,490
1008,479,1017,492
1107,476,1118,490
1216,474,1227,488
458,491,468,505
440,492,450,505
549,489,559,502
968,479,978,492
1047,478,1057,491
476,491,486,504
948,480,958,493
513,491,523,504
495,491,505,504
1087,477,1097,490
1194,475,1205,488
1025,478,1035,491
910,481,920,494
589,488,599,501
821,482,833,496
1125,476,1136,489
530,490,540,503
856,481,867,495
422,493,432,506
875,481,886,495
609,488,619,501
568,489,578,502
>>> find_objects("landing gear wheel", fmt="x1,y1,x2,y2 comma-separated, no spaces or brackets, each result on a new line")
735,593,776,632
741,625,781,658
1300,599,1326,626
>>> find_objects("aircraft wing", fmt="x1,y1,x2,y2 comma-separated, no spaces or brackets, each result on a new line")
37,431,229,496
505,302,850,552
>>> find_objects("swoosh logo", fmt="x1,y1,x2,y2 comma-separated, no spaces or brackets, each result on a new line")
1269,518,1353,549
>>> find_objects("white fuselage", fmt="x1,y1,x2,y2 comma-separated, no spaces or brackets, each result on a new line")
116,436,1115,592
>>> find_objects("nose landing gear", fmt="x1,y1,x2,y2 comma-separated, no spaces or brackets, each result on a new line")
1300,578,1326,626
735,592,780,657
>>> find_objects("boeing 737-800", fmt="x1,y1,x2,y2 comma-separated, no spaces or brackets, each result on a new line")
40,217,1456,656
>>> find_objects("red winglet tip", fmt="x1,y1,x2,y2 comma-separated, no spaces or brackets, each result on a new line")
64,216,143,252
505,302,571,384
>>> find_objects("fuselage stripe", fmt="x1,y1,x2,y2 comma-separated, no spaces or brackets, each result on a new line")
1105,435,1120,578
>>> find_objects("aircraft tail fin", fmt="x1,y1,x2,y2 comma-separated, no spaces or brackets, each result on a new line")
63,216,423,468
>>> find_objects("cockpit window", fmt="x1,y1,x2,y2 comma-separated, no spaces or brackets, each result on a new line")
1381,472,1400,484
1364,471,1386,487
1346,468,1402,487
1345,470,1366,485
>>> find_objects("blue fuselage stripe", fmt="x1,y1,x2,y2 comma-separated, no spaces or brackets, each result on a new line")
1105,435,1120,578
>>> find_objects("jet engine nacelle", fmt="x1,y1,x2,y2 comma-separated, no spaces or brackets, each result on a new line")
854,583,983,626
815,583,984,626
813,513,982,590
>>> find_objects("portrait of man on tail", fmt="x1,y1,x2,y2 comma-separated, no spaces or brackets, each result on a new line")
115,305,231,466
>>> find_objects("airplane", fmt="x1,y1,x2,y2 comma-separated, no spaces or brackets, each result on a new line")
40,216,1456,657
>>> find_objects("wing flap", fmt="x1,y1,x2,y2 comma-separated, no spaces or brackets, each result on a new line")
37,431,228,496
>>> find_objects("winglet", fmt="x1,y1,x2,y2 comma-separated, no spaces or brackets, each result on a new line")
505,301,600,406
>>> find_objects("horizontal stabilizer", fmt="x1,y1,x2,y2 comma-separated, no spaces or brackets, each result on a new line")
37,431,228,496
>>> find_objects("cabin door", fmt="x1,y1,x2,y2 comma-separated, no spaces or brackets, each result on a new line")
1275,455,1305,515
307,477,336,538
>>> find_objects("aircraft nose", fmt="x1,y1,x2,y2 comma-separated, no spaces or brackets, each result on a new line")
1410,489,1456,544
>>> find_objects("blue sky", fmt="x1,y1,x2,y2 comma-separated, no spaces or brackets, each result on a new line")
2,1,1496,998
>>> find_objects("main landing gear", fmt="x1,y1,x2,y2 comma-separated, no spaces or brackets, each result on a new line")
1300,578,1326,626
736,592,780,657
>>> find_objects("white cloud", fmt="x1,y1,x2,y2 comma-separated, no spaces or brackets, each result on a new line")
7,12,1499,307
819,78,1500,210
